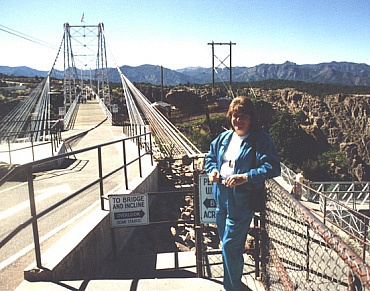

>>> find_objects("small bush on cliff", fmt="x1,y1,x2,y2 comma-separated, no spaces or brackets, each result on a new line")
303,150,349,181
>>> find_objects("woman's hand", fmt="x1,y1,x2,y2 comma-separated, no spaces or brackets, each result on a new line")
208,170,220,183
225,174,248,188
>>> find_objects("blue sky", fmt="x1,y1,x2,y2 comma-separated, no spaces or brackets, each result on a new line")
1,0,369,71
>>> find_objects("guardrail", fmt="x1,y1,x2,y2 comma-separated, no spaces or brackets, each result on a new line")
0,130,153,270
309,181,370,211
263,179,370,290
63,94,80,130
0,125,63,164
304,183,370,262
97,96,113,125
189,172,370,288
280,164,370,261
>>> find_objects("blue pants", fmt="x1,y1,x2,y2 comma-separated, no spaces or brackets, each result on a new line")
216,185,254,291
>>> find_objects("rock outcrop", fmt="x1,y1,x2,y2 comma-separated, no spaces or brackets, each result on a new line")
255,88,370,181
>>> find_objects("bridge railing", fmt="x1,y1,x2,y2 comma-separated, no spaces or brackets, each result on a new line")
280,164,370,259
97,97,113,125
63,93,80,130
303,184,370,260
0,80,45,140
0,124,63,164
0,131,153,270
280,162,296,189
122,123,160,158
308,181,370,212
262,178,370,290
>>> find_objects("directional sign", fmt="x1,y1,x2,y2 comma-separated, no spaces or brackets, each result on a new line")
58,107,65,116
109,193,149,227
112,104,118,113
199,173,216,224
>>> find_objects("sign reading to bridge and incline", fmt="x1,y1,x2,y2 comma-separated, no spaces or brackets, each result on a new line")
199,173,216,224
109,193,149,227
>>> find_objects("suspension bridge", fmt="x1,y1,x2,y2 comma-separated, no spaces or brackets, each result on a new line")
1,23,370,290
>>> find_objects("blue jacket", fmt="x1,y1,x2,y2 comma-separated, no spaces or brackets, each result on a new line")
204,129,281,192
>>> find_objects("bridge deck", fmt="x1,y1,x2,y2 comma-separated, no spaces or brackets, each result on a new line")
0,100,114,165
0,100,117,165
60,100,115,144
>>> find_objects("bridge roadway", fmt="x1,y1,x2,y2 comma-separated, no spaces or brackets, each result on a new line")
9,100,264,290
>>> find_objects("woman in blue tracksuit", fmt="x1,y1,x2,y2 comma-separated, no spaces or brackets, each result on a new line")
204,96,280,291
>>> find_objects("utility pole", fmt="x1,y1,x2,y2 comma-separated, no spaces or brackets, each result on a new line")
160,66,164,101
207,41,236,97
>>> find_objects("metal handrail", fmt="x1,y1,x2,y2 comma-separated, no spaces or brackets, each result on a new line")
0,126,63,164
284,179,370,262
265,179,370,289
0,129,153,269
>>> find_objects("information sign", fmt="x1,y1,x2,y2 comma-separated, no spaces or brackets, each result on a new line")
58,107,65,116
199,173,216,224
112,104,118,113
109,193,149,227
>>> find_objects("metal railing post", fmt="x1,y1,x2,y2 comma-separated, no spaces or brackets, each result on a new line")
260,211,269,282
137,135,142,177
98,147,104,209
193,170,204,278
7,137,12,164
363,216,368,262
51,131,55,156
27,166,42,268
323,196,327,225
254,214,260,278
31,133,35,162
149,132,153,166
122,140,129,190
306,224,310,281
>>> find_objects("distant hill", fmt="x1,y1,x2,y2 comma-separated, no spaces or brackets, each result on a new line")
115,65,205,85
1,61,370,86
0,66,48,78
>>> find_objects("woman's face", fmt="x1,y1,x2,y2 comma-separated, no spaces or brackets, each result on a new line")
231,112,251,136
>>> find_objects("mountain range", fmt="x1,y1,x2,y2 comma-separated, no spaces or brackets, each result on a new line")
1,61,370,86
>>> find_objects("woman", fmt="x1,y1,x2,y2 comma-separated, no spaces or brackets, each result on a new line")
204,96,281,291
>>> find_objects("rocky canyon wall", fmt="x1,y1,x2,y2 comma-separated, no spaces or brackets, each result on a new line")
255,88,370,181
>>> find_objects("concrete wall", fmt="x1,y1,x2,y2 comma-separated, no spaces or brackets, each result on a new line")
24,164,158,282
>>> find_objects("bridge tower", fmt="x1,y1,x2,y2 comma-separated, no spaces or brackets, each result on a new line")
62,23,111,114
62,23,78,111
207,41,236,97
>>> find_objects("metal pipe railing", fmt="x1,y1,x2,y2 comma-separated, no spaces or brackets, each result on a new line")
0,127,64,164
0,130,153,268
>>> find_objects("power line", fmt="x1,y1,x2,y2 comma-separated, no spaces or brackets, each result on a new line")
0,24,58,50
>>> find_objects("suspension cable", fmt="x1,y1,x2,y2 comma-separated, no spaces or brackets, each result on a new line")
0,24,58,50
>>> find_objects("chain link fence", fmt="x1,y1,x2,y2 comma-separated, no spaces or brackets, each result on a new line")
263,179,370,290
198,177,370,290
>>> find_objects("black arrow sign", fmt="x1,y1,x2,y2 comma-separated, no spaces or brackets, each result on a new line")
114,210,145,220
203,198,216,209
